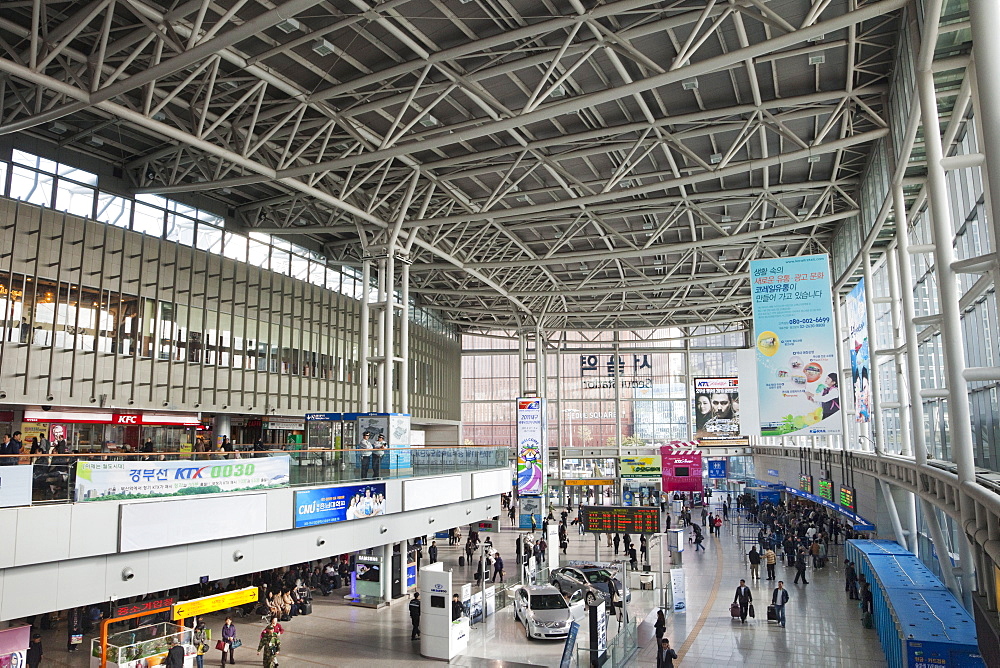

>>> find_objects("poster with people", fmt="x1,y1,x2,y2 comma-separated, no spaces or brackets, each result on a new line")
846,280,871,422
750,254,842,436
692,377,740,440
294,483,386,527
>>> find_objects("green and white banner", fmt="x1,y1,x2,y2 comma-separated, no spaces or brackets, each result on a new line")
75,456,290,501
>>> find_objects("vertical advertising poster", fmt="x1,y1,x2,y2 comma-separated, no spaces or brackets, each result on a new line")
670,569,687,612
750,254,842,436
693,377,740,440
516,397,547,496
846,279,871,423
660,443,703,492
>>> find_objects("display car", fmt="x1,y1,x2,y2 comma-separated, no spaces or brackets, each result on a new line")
512,585,585,640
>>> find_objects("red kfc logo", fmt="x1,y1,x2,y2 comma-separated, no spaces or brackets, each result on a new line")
114,414,139,424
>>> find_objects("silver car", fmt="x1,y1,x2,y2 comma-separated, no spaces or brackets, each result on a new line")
512,585,586,640
549,565,631,606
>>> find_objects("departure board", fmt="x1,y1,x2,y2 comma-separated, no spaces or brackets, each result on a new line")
581,506,660,534
818,479,834,502
798,474,813,495
839,485,856,511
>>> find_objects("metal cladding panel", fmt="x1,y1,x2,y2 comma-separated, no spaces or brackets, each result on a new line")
894,590,983,667
869,555,946,593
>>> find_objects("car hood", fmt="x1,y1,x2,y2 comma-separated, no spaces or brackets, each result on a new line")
527,609,571,624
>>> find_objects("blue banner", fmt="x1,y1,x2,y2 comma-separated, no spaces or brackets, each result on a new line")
707,459,727,479
750,255,841,437
294,483,386,528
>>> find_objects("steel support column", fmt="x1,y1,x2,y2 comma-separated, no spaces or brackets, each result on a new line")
968,0,1000,274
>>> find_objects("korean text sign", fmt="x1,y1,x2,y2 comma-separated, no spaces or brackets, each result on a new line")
294,483,386,528
750,254,842,437
75,456,290,501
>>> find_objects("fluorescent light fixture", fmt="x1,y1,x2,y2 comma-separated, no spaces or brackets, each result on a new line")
682,78,699,90
50,122,69,135
808,53,826,65
276,18,301,33
579,263,588,271
798,208,810,216
152,111,167,121
312,39,335,57
418,114,439,127
85,136,104,147
710,153,722,164
514,194,531,203
550,84,567,98
642,222,654,229
721,216,732,223
807,155,821,163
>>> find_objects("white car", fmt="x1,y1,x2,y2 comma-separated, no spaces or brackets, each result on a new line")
512,585,586,640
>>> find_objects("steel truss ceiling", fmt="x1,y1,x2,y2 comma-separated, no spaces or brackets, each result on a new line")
0,0,904,332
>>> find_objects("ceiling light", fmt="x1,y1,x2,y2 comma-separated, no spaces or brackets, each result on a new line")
710,153,722,164
809,34,825,43
653,255,665,265
50,122,69,135
579,263,588,271
514,194,531,203
642,222,654,230
418,114,439,127
276,18,301,33
798,208,810,216
721,216,732,223
807,155,821,163
682,78,699,90
550,84,567,98
85,136,104,147
152,111,167,121
808,53,826,66
312,39,335,57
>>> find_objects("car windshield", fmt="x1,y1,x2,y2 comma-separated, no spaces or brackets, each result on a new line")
585,570,613,583
530,594,568,610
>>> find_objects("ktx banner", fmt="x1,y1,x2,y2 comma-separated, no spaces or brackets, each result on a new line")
75,456,290,501
693,377,740,440
660,443,702,492
750,254,841,436
294,483,386,528
516,397,547,495
846,279,871,423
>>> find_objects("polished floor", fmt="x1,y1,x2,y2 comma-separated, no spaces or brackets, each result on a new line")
27,500,887,666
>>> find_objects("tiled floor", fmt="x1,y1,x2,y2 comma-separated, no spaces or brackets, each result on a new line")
26,500,887,666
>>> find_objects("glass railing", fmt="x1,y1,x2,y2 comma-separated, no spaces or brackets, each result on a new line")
1,445,510,505
576,619,639,667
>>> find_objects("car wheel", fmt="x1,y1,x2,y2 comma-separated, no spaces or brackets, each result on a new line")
586,592,597,607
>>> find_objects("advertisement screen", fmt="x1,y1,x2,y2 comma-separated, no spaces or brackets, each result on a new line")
619,456,661,478
751,254,841,436
660,443,703,492
294,483,386,528
693,377,740,440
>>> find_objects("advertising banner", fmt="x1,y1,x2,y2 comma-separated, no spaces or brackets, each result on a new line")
518,495,543,530
670,569,687,612
693,377,740,440
75,456,290,501
707,459,727,479
619,456,661,478
750,254,841,436
660,443,702,492
516,397,547,495
846,279,871,422
294,483,386,528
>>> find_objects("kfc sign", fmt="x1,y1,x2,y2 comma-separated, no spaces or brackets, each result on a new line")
114,414,140,424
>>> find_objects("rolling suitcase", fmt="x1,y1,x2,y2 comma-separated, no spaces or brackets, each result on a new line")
766,605,778,622
730,603,741,618
300,602,313,616
459,555,465,567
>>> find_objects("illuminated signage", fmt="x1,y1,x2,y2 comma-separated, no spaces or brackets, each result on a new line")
839,485,855,511
116,598,175,619
798,474,813,495
818,479,833,501
172,587,258,620
581,506,660,534
563,479,615,486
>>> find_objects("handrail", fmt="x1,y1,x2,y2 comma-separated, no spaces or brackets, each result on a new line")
0,444,511,461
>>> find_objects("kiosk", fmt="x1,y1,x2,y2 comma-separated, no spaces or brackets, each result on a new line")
419,563,469,660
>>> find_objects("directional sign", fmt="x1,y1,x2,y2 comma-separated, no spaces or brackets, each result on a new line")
172,587,258,620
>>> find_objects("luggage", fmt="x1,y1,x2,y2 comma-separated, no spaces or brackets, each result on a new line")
767,605,778,622
459,555,465,567
862,612,873,629
748,604,755,618
730,603,741,618
300,602,313,616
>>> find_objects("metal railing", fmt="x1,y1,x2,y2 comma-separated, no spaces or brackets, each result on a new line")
1,445,510,505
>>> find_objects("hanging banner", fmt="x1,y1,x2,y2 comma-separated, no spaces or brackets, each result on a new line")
670,569,687,612
707,459,727,479
693,377,740,440
516,397,547,496
75,456,290,501
294,483,386,528
846,279,871,423
750,254,842,436
619,456,661,478
660,442,702,492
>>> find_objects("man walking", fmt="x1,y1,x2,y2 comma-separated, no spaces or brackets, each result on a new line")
656,638,678,668
409,592,421,639
428,541,438,564
492,553,504,582
764,547,777,580
733,579,752,623
771,581,789,628
794,548,809,585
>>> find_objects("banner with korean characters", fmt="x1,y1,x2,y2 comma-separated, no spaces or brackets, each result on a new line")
750,254,842,437
75,456,290,501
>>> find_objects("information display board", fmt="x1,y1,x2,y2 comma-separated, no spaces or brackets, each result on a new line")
581,506,659,534
818,479,833,502
798,474,813,495
839,485,856,511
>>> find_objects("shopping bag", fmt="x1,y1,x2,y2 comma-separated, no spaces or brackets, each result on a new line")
231,639,243,649
216,640,227,651
748,604,755,618
70,634,83,645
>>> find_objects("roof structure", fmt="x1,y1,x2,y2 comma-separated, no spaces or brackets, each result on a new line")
0,0,906,333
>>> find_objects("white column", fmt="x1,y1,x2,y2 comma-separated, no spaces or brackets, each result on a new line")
359,259,371,413
968,0,1000,272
